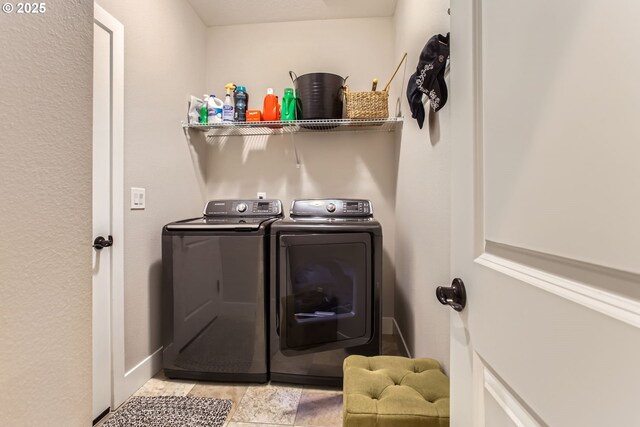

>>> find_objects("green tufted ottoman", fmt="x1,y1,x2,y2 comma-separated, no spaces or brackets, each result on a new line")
342,355,450,427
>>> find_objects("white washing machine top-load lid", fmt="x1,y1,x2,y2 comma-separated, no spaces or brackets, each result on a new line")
166,199,282,230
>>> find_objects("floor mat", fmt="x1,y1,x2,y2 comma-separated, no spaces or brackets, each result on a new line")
103,396,232,427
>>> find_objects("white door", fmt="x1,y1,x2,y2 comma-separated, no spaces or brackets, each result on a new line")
93,4,126,412
449,1,640,426
92,18,113,421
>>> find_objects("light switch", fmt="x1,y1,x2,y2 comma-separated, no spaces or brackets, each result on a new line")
131,187,145,210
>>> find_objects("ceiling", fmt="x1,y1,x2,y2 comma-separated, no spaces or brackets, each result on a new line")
187,0,398,27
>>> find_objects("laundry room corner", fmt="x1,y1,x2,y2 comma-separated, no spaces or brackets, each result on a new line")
392,0,452,370
87,0,455,418
203,17,399,331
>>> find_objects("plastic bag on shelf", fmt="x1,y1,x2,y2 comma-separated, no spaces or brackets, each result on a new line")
187,95,206,125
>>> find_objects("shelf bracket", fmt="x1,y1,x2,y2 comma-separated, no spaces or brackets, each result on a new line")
182,125,191,146
290,132,301,169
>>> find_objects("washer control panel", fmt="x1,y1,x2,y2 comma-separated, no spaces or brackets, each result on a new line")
204,199,283,217
290,199,372,217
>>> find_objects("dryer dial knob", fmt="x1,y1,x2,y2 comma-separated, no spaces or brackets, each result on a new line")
326,203,336,213
236,203,248,213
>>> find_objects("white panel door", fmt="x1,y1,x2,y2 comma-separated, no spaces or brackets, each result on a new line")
94,3,126,409
92,20,112,421
449,1,640,426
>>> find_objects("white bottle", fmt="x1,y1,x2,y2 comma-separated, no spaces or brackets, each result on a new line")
207,94,224,123
223,93,234,122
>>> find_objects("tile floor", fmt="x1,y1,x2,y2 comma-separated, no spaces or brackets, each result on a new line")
99,334,407,427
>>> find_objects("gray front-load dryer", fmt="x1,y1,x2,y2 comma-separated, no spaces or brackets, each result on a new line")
162,199,282,382
269,199,382,387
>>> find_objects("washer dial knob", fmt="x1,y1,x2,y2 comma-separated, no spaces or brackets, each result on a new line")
236,203,248,213
326,203,336,213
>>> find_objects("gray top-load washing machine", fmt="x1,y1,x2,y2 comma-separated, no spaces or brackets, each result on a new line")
269,199,382,387
162,199,282,382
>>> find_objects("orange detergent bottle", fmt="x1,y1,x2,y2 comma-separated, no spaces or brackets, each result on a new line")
263,88,279,121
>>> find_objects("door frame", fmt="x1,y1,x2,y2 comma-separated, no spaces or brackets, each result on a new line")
94,3,126,409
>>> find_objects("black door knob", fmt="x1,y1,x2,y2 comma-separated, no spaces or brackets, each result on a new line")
93,235,113,250
436,278,467,312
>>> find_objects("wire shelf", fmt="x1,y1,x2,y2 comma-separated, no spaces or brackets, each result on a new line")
183,117,403,140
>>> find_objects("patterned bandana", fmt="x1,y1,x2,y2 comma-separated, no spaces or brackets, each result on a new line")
406,33,450,128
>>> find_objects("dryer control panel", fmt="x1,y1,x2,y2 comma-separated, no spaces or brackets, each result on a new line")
203,199,283,217
290,199,372,217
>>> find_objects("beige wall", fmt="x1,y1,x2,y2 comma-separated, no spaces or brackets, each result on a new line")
95,0,207,371
393,0,451,368
0,3,93,426
203,18,398,318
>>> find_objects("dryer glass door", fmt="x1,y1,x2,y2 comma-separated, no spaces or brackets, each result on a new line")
278,233,372,354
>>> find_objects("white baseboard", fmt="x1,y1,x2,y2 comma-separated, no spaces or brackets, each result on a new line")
392,318,412,358
120,347,163,404
382,316,394,335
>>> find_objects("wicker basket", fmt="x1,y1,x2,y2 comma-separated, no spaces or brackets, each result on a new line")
344,88,389,119
344,53,407,120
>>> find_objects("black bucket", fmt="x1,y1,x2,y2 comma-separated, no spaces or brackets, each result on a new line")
289,71,348,120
